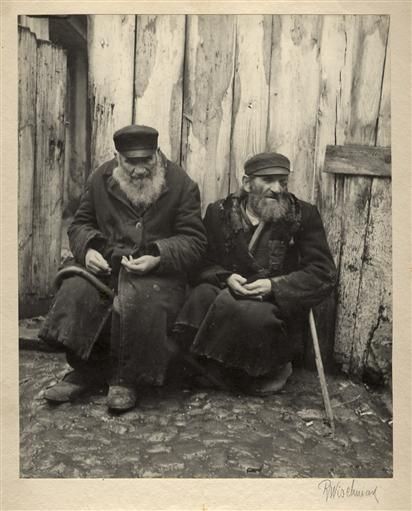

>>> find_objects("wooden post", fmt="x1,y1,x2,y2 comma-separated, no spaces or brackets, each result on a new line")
31,40,67,302
134,15,186,164
229,15,272,192
181,15,236,213
18,27,37,314
88,15,135,170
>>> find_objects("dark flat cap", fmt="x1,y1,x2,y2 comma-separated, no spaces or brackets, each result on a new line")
113,125,158,158
244,152,290,176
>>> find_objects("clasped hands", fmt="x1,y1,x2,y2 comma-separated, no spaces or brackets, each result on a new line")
226,273,272,298
85,248,160,275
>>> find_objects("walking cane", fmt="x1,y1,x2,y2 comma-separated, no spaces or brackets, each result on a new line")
249,223,335,435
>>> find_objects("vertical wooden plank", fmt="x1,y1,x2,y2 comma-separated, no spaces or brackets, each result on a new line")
229,15,272,192
351,29,392,383
88,15,135,170
181,15,236,212
134,15,185,163
332,16,390,374
31,41,67,298
18,27,37,309
306,16,354,370
267,15,323,201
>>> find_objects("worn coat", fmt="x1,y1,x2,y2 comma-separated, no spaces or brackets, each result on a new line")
40,156,207,384
175,192,337,376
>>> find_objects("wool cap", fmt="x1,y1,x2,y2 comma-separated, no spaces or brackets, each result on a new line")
244,152,291,176
113,125,158,158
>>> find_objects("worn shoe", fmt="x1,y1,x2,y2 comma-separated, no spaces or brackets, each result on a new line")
43,371,90,403
245,362,293,396
107,385,137,412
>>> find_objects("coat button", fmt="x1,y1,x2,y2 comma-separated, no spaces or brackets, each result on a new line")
135,221,142,229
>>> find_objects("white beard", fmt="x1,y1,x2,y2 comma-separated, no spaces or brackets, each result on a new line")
112,159,166,209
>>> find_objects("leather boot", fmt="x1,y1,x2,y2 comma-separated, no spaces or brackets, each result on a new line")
107,385,137,412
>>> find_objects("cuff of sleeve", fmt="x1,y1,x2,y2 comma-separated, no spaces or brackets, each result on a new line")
150,240,170,274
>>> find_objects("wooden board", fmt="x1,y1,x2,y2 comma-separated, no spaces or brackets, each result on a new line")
88,15,135,170
18,27,37,308
31,40,67,298
229,15,272,192
351,29,392,383
181,15,236,212
267,15,323,202
332,16,390,373
310,16,353,369
134,15,185,164
324,144,391,177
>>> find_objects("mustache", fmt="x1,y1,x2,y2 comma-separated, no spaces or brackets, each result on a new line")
130,167,152,179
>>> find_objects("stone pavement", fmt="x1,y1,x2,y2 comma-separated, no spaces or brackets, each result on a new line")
19,346,393,479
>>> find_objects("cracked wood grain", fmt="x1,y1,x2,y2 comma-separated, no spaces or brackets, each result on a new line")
133,15,185,163
18,27,37,305
88,15,135,170
229,15,273,193
181,15,236,212
31,39,67,298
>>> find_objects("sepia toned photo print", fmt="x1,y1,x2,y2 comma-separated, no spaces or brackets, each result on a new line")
9,7,406,507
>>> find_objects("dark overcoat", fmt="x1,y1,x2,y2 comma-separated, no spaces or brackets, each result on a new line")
40,156,207,384
175,192,337,376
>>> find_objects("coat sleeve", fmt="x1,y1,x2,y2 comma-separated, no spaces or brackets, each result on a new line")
270,204,337,317
193,204,232,287
151,178,207,275
67,176,108,265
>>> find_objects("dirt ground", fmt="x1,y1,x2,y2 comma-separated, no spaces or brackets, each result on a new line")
19,326,393,479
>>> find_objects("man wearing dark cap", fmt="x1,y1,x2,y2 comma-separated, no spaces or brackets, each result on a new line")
39,125,207,411
174,152,337,395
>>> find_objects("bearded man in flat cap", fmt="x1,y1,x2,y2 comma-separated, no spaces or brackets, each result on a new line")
174,152,337,395
39,125,206,411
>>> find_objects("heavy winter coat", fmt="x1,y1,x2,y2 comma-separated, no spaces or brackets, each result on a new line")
39,157,207,384
175,192,337,375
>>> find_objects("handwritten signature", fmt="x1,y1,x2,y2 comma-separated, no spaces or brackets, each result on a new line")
318,479,379,503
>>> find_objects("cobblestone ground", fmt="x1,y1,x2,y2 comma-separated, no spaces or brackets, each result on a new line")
19,344,393,479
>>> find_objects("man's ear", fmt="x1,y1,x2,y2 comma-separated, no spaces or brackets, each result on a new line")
242,175,252,193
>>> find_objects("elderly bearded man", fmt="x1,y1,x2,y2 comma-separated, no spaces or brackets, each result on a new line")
39,125,207,411
174,152,337,395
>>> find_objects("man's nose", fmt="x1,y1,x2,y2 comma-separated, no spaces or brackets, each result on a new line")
269,182,281,193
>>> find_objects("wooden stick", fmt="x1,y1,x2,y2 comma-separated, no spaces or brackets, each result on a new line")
309,309,335,436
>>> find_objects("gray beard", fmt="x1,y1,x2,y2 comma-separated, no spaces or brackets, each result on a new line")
112,160,166,209
248,192,293,223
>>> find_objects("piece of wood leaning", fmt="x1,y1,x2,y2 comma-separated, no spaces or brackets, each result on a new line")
324,144,391,177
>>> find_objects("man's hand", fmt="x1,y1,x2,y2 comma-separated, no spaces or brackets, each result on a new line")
121,255,160,275
226,273,251,296
85,248,111,275
243,278,272,297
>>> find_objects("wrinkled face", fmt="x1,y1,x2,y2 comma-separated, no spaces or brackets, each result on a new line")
245,175,289,196
117,151,158,180
243,174,290,222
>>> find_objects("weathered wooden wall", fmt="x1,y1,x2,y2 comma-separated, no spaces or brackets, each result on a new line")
19,15,392,383
18,26,67,316
87,14,391,382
